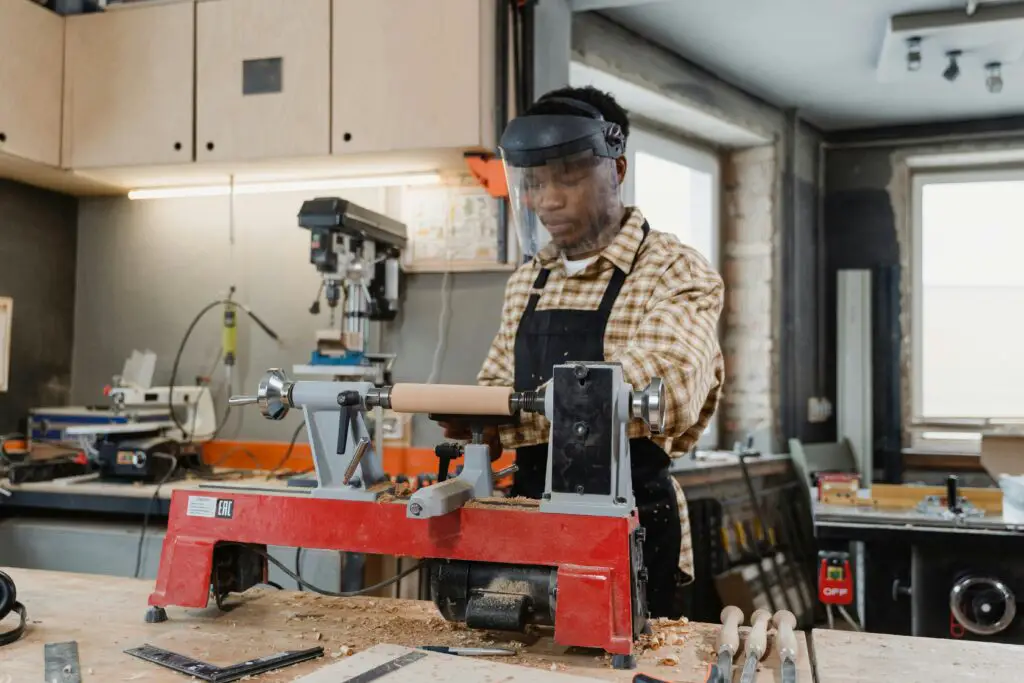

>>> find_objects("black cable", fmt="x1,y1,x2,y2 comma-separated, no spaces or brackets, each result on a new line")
168,295,279,444
219,542,423,598
133,452,179,579
267,421,306,478
295,547,303,592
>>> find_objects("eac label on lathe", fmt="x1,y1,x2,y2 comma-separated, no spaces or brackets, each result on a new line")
186,495,235,519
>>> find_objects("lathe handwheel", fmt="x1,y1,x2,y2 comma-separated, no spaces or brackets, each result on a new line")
949,575,1017,636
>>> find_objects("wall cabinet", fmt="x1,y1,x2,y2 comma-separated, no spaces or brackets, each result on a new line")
197,0,331,163
63,2,194,169
332,0,495,155
0,0,64,167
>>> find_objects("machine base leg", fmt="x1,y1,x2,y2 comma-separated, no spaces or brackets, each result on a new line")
641,620,652,636
611,654,637,670
145,606,168,624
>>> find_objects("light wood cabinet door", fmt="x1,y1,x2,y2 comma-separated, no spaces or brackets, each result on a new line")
0,0,64,167
196,0,331,163
332,0,495,155
63,3,195,169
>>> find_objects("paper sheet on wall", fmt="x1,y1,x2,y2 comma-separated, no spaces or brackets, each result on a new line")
401,182,502,266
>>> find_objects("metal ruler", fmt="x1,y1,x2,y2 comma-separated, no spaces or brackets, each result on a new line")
342,651,428,683
44,641,82,683
124,643,323,682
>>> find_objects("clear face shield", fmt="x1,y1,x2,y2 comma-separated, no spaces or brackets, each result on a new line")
505,151,622,260
499,109,626,260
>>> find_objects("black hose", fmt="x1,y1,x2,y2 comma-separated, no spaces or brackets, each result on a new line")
168,296,279,444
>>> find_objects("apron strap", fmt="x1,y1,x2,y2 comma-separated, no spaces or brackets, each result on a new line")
523,268,551,318
596,220,651,316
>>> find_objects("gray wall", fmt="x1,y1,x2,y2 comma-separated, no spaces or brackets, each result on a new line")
72,188,507,447
0,179,78,432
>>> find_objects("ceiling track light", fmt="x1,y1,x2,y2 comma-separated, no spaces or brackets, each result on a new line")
986,61,1003,94
906,36,922,71
943,50,962,82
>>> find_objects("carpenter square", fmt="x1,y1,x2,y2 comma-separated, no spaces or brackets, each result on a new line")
125,643,323,682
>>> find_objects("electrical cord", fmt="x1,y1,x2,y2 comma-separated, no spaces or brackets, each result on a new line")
295,547,303,592
266,421,306,478
427,271,453,384
168,295,279,444
218,542,423,598
133,451,179,579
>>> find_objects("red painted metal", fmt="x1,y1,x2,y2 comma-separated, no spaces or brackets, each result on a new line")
149,489,639,655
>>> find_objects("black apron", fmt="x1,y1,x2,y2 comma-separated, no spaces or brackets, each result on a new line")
511,222,685,618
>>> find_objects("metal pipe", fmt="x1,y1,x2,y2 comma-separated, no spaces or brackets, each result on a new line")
495,0,510,263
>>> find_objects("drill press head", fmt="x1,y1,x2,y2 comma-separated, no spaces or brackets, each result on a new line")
297,198,408,363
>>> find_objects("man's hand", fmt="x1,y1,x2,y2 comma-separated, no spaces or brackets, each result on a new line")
437,420,504,461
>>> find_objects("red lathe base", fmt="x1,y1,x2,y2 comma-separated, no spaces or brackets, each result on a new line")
149,489,640,655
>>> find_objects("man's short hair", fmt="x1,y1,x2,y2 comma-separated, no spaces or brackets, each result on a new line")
523,86,630,142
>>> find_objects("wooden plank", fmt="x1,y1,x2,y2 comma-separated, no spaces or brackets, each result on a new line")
2,567,812,682
812,628,1024,683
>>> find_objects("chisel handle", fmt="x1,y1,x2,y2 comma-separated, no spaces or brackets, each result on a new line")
773,610,798,661
717,605,743,657
748,608,772,660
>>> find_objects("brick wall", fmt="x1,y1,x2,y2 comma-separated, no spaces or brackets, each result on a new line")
721,145,778,448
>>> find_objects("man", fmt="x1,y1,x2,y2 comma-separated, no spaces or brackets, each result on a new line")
452,86,724,618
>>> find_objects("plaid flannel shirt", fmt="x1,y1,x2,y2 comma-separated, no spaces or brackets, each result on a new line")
478,206,725,579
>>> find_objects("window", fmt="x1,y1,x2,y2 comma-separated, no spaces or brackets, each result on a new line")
911,168,1024,450
622,128,720,267
623,129,721,449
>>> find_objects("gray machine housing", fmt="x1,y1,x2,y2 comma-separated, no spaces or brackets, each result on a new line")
231,362,662,516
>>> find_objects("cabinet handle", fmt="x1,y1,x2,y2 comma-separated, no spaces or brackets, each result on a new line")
0,132,6,143
174,142,182,151
206,142,215,151
342,132,352,142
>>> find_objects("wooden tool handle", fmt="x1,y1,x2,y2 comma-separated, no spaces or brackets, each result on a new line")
772,610,798,661
389,384,513,416
717,605,743,656
748,608,772,659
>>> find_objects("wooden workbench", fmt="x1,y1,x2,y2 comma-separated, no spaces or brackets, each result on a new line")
812,629,1024,683
1,567,813,682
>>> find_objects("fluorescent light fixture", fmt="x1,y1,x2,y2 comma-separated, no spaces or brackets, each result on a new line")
127,172,443,200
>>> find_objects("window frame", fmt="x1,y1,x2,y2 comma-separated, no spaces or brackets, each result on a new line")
623,127,722,449
622,127,722,268
910,166,1024,451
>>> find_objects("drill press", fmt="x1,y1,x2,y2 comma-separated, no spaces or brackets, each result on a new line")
297,197,406,384
146,361,665,668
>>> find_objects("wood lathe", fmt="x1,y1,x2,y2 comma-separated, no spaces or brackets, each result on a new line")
145,361,666,668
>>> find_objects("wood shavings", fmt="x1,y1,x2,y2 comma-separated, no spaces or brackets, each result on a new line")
660,654,680,666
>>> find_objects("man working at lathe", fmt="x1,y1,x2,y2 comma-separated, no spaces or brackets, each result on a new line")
443,86,724,619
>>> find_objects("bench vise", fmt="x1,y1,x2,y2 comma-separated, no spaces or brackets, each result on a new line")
146,361,664,668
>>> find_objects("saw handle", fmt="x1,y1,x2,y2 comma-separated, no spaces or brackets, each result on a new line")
772,610,798,661
717,605,743,658
748,609,772,660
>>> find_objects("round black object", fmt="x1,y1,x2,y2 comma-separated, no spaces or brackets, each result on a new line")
0,570,27,647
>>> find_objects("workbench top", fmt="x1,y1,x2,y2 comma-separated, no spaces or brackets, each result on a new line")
1,567,812,682
812,628,1024,683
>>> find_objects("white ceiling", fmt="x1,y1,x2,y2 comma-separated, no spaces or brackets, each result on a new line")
597,0,1024,130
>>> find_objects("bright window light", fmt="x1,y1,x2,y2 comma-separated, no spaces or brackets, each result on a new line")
913,171,1024,420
